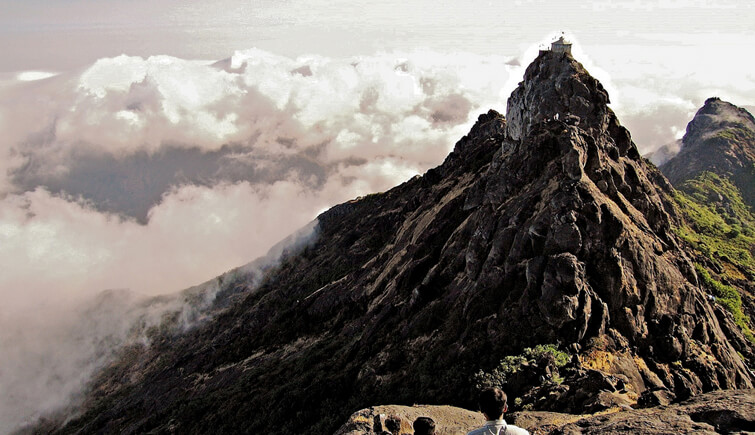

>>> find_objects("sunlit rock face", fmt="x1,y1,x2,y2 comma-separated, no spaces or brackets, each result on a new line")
34,50,753,435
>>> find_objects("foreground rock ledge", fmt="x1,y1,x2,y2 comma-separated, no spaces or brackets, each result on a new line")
336,389,755,434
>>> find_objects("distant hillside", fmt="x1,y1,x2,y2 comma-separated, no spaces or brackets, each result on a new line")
658,98,755,365
661,97,755,209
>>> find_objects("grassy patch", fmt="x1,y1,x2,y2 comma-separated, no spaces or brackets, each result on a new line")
695,264,754,343
713,124,755,144
672,172,754,281
669,171,754,343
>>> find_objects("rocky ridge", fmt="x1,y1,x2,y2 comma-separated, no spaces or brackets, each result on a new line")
655,96,755,378
31,50,754,434
661,97,755,208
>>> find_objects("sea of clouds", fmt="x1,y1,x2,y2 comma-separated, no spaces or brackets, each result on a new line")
0,48,514,300
1,42,753,432
0,48,514,432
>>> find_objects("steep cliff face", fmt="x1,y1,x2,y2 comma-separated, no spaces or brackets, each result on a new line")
506,50,614,144
459,51,752,408
661,97,755,208
36,51,753,435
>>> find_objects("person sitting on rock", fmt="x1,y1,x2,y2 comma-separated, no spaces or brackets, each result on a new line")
467,387,529,435
413,416,436,435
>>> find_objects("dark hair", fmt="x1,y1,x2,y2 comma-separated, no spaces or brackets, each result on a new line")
385,415,401,434
413,416,436,435
478,387,507,419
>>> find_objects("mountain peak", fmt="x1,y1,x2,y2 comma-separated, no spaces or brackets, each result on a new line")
682,97,755,149
661,97,755,207
506,50,611,142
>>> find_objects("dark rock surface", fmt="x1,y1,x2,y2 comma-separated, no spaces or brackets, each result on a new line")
29,51,754,435
546,388,755,434
661,97,755,208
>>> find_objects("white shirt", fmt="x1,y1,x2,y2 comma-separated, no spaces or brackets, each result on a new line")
466,419,529,435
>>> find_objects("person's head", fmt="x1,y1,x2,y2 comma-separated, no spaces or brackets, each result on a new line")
385,415,401,434
478,387,508,420
413,416,436,435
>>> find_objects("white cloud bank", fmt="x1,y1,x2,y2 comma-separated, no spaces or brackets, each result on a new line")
0,48,513,433
0,48,516,301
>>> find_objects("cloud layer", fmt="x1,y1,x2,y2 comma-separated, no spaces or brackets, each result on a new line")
1,49,515,303
0,48,512,432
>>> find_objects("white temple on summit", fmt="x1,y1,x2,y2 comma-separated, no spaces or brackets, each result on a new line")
551,35,572,54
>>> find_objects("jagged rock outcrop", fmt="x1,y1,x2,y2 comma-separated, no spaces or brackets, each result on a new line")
455,51,752,409
32,51,754,435
661,97,755,208
506,50,617,146
545,388,755,434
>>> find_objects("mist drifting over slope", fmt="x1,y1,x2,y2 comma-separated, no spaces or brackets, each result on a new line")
1,27,754,431
0,48,513,433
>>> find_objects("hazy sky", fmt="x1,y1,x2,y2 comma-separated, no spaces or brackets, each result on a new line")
3,0,754,144
1,1,753,71
1,1,754,432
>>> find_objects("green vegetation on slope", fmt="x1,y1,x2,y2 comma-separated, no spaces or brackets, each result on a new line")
694,264,754,342
671,171,754,343
474,344,569,391
712,123,755,143
673,171,754,279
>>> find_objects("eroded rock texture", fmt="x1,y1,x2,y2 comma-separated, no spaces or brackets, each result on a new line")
471,52,754,405
35,51,754,435
544,388,755,434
